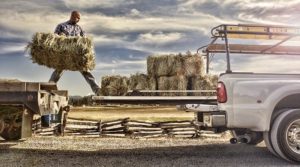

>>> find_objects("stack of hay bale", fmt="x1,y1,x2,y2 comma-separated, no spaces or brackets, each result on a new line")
100,75,129,96
147,53,204,96
100,52,218,96
27,32,95,71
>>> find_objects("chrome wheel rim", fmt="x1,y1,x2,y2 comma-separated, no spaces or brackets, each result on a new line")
286,119,300,154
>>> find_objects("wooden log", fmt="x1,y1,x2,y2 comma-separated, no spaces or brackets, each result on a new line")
133,130,163,134
67,117,101,122
171,134,195,138
67,119,98,126
65,126,98,131
167,128,196,132
127,120,159,126
65,132,100,136
161,125,195,129
199,133,222,138
158,120,192,124
101,131,127,135
169,131,196,135
124,124,156,128
101,124,124,131
101,134,126,137
38,132,55,136
199,130,215,134
64,129,98,133
101,127,126,132
101,118,129,124
160,123,194,126
132,132,164,136
101,121,123,128
34,128,55,133
127,127,162,131
134,134,166,138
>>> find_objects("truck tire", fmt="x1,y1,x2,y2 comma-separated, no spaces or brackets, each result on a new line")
232,129,263,145
263,131,278,157
0,112,22,140
270,109,300,162
0,124,21,140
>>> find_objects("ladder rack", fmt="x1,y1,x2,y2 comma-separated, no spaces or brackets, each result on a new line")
200,24,300,73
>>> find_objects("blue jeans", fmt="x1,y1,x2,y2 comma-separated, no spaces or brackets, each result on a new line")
49,69,100,94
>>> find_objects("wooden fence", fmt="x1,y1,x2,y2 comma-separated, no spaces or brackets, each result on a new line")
32,117,221,138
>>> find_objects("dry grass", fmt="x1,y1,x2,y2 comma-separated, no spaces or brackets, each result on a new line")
26,33,95,71
68,106,194,122
0,79,21,82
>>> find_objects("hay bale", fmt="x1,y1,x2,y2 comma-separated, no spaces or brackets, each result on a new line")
157,75,188,96
207,74,218,89
147,54,182,77
128,73,149,90
100,75,129,96
181,54,204,77
26,33,95,71
189,75,216,96
147,53,204,77
148,77,157,90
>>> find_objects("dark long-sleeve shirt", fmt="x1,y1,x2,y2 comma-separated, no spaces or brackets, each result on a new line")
54,21,85,36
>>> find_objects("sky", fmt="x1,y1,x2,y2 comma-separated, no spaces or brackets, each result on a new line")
1,0,300,95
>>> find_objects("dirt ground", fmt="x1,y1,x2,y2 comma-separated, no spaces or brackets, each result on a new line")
0,136,297,167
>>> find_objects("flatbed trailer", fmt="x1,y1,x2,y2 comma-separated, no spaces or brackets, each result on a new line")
0,81,69,140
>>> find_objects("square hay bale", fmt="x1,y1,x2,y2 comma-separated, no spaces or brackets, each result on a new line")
208,74,218,88
100,75,129,96
147,54,182,77
147,53,204,77
188,75,217,96
27,33,95,71
148,77,157,91
181,54,204,77
157,75,188,96
128,73,149,90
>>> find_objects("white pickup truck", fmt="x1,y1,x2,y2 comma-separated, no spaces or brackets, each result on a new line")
187,24,300,163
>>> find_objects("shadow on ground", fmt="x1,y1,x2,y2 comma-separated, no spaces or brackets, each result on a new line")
0,140,296,167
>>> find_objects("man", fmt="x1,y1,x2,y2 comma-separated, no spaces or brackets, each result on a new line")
49,11,101,95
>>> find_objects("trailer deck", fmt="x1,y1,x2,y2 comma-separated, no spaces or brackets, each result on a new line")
92,96,217,105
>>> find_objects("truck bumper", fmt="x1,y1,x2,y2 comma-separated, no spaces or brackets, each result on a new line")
177,104,226,128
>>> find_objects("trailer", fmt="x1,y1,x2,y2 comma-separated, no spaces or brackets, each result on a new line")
0,81,69,140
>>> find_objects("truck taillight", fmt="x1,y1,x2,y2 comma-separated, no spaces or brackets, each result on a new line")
217,82,227,103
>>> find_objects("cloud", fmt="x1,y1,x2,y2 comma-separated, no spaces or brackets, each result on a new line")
95,60,146,71
136,32,183,45
63,0,132,9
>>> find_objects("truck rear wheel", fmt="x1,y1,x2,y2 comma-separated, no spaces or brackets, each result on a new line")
0,114,22,140
0,106,23,140
263,131,278,157
270,109,300,162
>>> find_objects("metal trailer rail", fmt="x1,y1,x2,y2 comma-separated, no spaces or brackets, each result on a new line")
92,96,217,105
